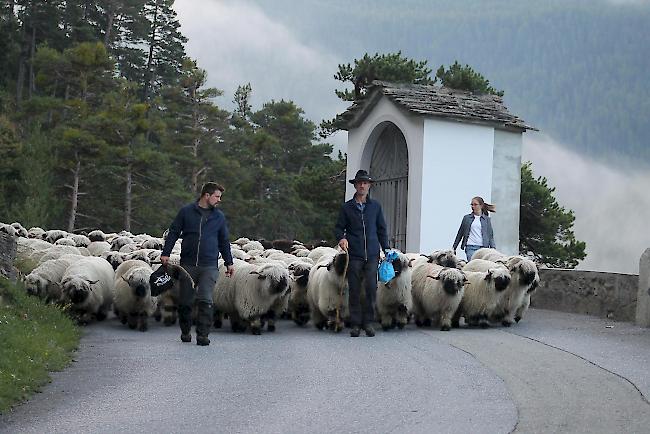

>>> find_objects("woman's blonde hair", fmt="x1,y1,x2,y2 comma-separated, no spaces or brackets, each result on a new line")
472,196,496,215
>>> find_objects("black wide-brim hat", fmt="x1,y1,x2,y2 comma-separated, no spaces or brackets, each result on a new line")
349,169,375,184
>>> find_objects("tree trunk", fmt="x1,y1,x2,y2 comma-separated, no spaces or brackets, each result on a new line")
124,162,132,231
68,155,81,232
28,25,36,98
143,0,159,102
104,1,115,46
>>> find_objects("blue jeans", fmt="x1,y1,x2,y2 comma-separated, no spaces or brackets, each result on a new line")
465,245,482,261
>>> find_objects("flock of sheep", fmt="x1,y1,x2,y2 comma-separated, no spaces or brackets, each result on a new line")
1,220,540,335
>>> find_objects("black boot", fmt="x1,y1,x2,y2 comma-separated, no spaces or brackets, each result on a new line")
196,301,213,346
178,305,192,343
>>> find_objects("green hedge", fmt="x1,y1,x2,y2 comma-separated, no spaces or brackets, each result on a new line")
0,278,80,414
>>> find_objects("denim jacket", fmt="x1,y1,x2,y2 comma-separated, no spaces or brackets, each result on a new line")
453,213,496,250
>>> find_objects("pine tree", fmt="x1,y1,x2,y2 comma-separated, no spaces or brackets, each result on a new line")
519,162,587,268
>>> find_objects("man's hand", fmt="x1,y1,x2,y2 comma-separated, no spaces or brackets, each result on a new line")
225,264,234,278
338,239,348,252
160,255,169,267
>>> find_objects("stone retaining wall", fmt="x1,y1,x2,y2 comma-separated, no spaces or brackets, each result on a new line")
531,268,638,322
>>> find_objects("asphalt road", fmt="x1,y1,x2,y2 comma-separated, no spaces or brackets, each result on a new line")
1,309,649,434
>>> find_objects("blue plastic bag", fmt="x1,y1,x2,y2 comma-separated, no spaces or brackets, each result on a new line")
378,250,399,283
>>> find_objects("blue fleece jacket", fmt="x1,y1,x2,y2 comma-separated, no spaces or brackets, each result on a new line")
335,196,389,261
161,202,233,267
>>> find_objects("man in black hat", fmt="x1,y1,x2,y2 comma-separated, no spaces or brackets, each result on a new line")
335,169,389,337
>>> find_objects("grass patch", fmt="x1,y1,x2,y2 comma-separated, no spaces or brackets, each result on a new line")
0,277,80,414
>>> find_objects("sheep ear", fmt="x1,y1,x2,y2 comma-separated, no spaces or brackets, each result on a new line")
249,271,265,280
317,264,328,269
427,269,442,279
485,270,492,281
121,276,129,282
408,258,415,267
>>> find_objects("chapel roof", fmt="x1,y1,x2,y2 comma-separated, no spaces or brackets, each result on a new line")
336,81,536,132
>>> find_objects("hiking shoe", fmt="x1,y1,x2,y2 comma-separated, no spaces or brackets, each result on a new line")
363,325,376,337
196,335,210,346
349,326,360,337
180,333,192,343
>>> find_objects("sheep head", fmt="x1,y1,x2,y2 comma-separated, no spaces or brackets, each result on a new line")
429,250,460,268
486,267,511,292
25,274,48,297
428,267,467,295
62,277,99,304
251,264,290,295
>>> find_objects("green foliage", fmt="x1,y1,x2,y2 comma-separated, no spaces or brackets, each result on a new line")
520,162,586,268
0,278,80,413
436,61,504,96
0,2,351,244
322,51,435,137
333,51,434,102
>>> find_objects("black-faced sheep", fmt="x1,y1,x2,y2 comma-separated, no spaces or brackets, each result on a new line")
87,230,107,242
454,267,511,328
24,255,78,303
87,241,111,256
464,253,539,326
213,260,290,334
27,227,46,239
411,262,467,331
113,259,155,331
10,222,28,238
60,256,114,325
287,260,313,326
376,251,413,330
306,251,349,332
44,229,68,244
307,246,338,264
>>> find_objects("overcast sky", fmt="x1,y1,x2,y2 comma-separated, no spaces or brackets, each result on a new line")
173,0,647,274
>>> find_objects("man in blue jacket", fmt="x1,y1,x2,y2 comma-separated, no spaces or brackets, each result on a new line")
335,170,389,337
161,182,234,346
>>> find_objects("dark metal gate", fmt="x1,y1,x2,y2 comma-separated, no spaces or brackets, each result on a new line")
369,123,408,251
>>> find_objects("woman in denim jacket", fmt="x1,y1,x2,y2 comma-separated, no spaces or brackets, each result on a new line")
453,196,496,261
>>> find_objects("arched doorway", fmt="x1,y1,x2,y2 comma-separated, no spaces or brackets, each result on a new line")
369,123,408,251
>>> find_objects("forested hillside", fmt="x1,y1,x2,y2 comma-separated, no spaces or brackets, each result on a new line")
0,1,345,240
254,0,650,167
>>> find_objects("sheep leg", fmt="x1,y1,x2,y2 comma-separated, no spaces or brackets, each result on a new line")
95,309,107,322
153,304,162,322
250,317,262,335
310,306,326,330
138,312,148,332
451,308,461,328
265,311,276,332
229,311,246,332
440,309,454,331
162,304,177,326
396,305,408,329
213,310,223,329
127,312,138,329
380,313,392,331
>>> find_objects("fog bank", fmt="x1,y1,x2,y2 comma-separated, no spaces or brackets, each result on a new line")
523,134,646,274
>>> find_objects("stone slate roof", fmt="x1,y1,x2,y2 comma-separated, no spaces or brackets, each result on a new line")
337,81,536,132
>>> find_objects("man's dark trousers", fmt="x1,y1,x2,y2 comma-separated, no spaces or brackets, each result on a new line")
347,256,379,327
